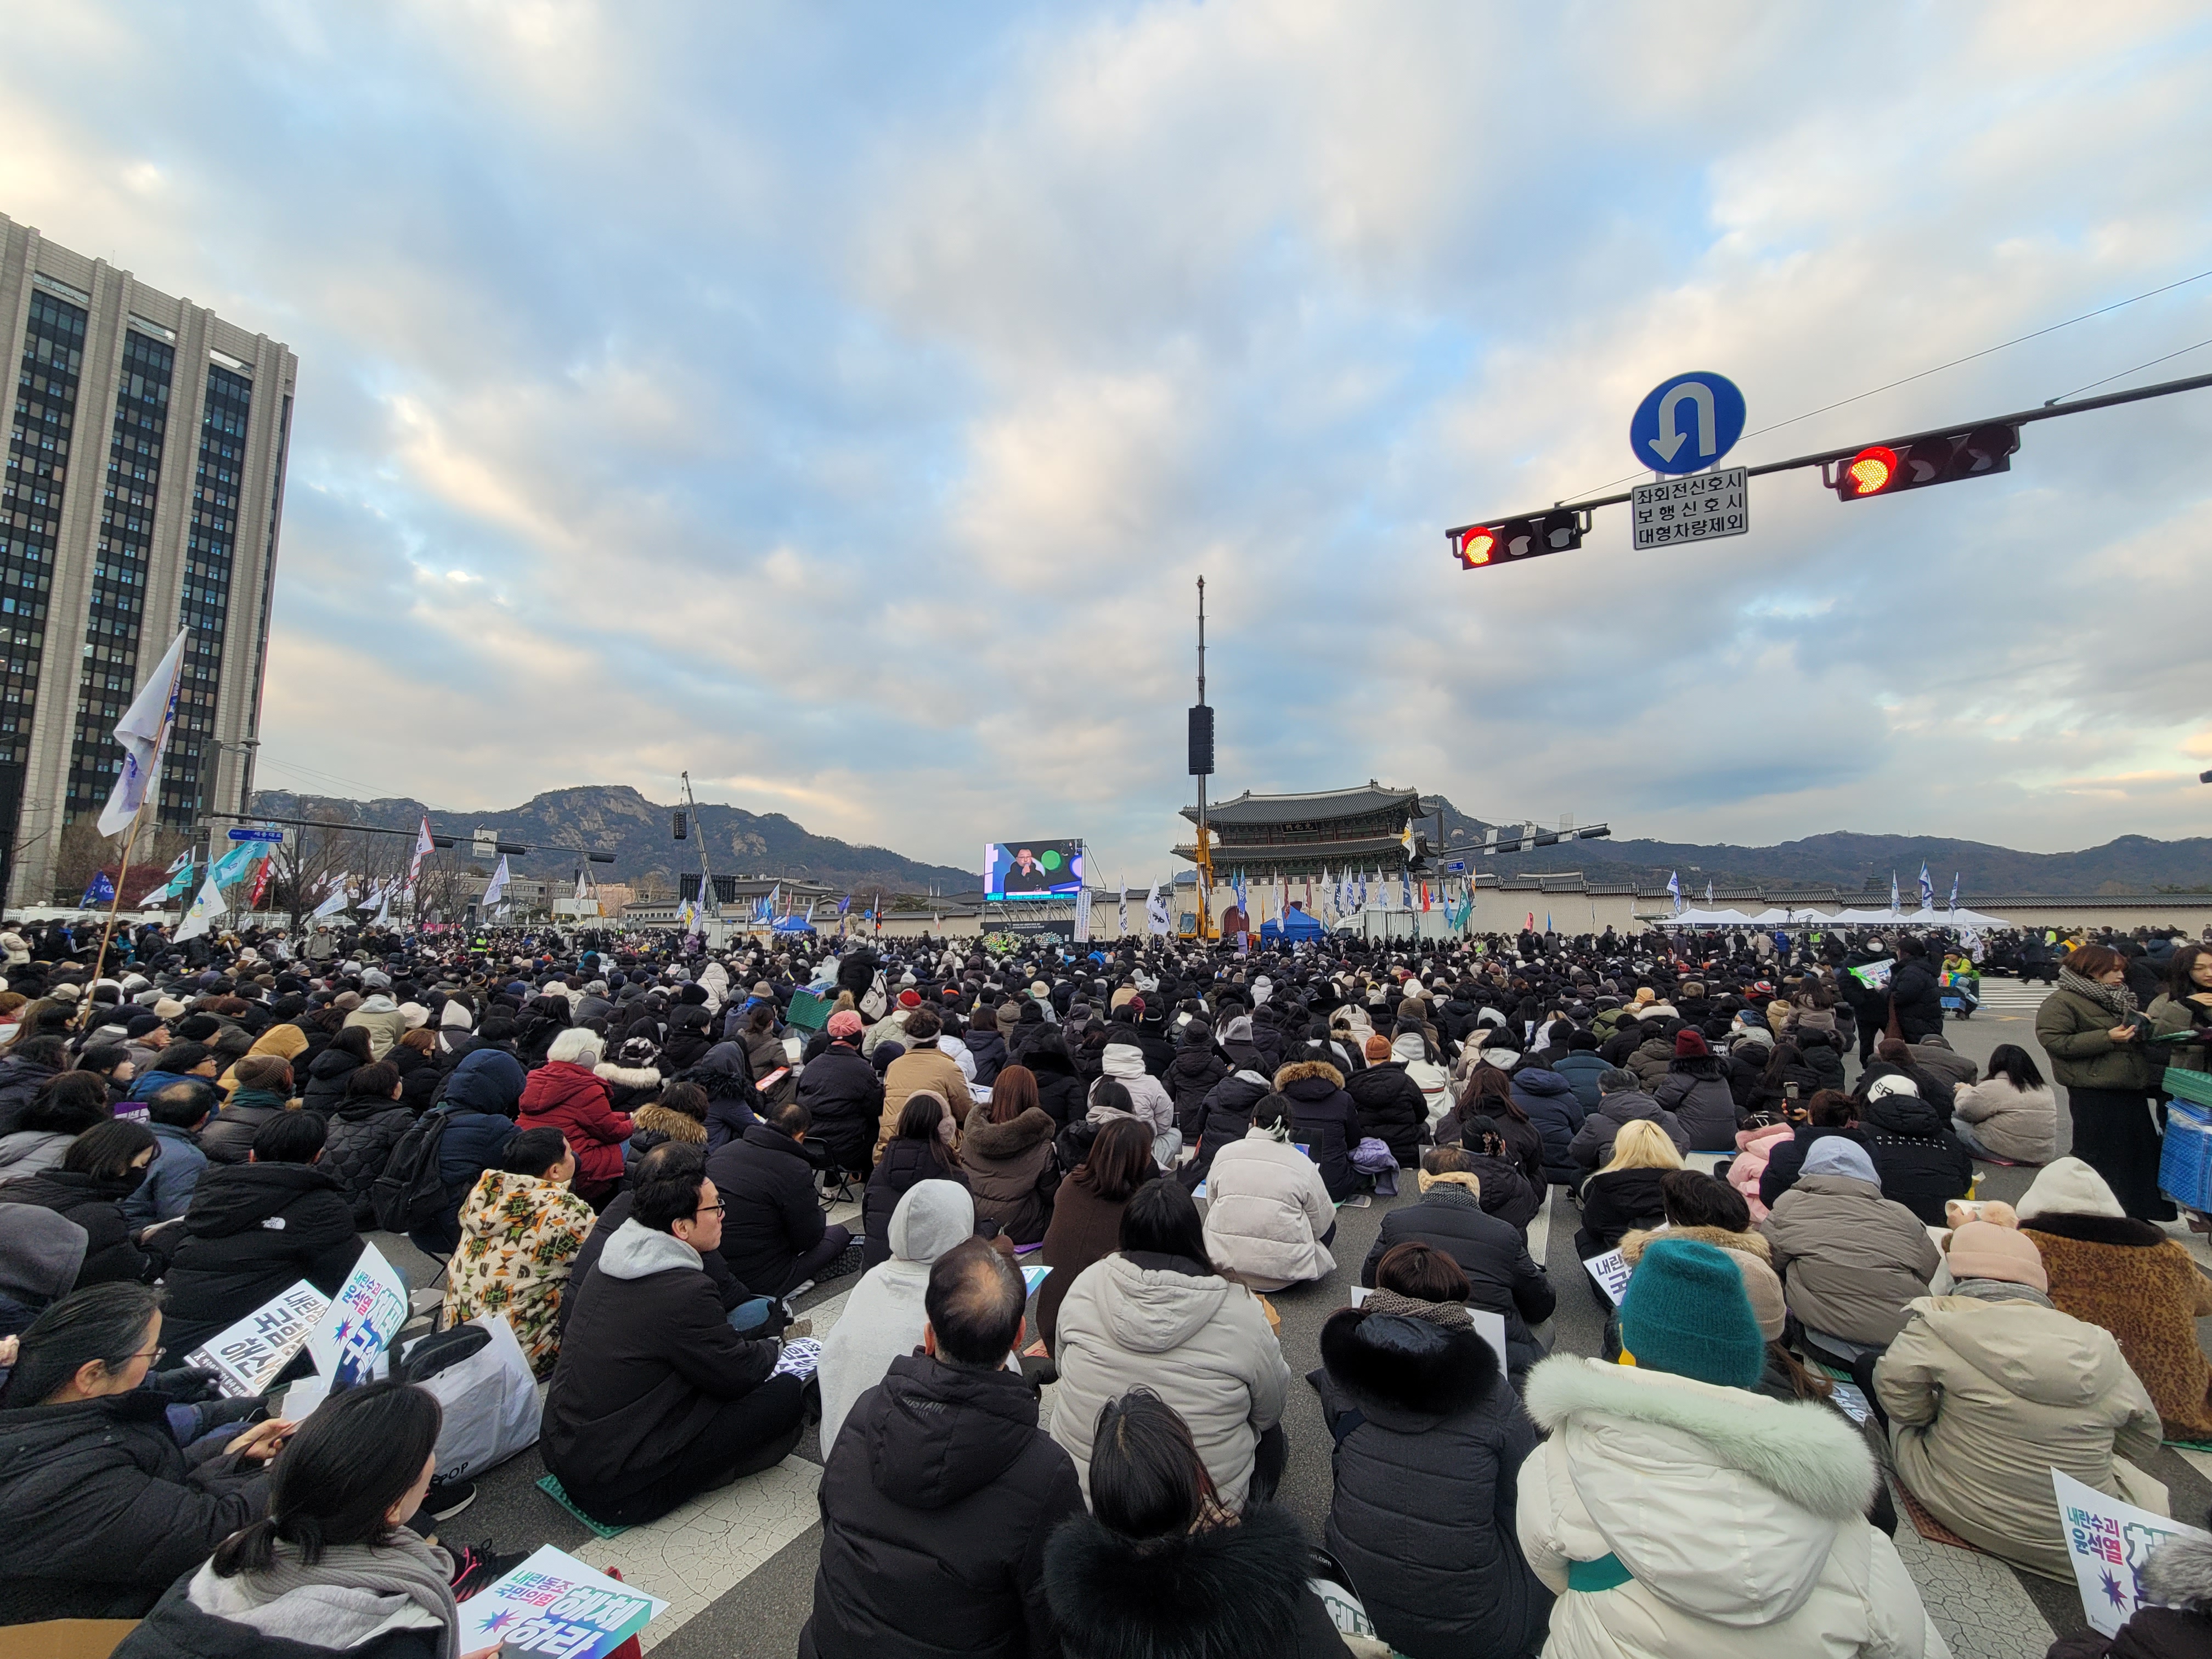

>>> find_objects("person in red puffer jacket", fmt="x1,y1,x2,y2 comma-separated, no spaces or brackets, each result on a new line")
520,1029,634,1205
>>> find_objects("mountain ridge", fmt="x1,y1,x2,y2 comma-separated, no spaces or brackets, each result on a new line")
246,786,2212,898
1427,799,2212,896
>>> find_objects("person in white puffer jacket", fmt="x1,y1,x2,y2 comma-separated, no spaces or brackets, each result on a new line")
1394,1029,1452,1126
1088,1038,1181,1166
1200,1099,1336,1292
1517,1236,1948,1659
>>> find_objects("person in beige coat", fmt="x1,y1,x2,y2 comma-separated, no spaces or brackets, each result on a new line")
1948,1044,2058,1165
1049,1179,1290,1512
1760,1138,1939,1352
340,992,408,1062
1875,1220,2168,1580
1200,1101,1337,1293
877,1009,974,1157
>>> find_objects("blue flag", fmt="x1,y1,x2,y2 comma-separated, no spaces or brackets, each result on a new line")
80,871,116,908
1948,872,1959,910
838,895,852,915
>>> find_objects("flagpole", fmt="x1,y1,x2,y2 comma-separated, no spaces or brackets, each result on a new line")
79,650,188,1027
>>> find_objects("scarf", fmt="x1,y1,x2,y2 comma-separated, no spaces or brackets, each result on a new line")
197,1533,459,1659
1952,1277,2055,1311
2059,968,2136,1018
1362,1288,1473,1329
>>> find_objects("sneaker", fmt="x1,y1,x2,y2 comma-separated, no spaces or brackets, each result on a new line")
785,1280,816,1305
449,1542,528,1602
420,1477,476,1522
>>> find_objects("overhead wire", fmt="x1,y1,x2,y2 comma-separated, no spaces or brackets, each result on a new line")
1553,265,2212,506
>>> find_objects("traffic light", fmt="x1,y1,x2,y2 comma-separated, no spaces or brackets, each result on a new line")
1833,424,2018,501
1452,510,1583,569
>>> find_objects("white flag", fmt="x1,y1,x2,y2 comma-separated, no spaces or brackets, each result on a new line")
1074,885,1092,943
174,871,227,941
574,870,589,901
311,881,352,921
1146,880,1172,936
1118,884,1128,937
96,629,189,836
482,855,510,909
371,887,392,928
409,817,434,883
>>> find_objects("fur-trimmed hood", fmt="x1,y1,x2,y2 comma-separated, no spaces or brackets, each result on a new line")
1618,1223,1771,1267
629,1101,707,1145
1042,1503,1323,1659
1321,1306,1500,1425
959,1103,1056,1160
1523,1355,1877,1626
1272,1058,1344,1091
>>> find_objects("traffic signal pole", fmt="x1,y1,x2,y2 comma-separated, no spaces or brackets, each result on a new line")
1444,367,2212,548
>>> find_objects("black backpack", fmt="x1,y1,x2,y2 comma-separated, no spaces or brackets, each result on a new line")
372,1110,452,1234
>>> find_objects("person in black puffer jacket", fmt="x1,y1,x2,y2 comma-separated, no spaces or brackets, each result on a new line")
1572,1120,1680,1261
1857,1076,1974,1224
1276,1057,1363,1203
1345,1035,1427,1168
1023,1036,1086,1130
0,1283,271,1624
0,1120,158,1289
157,1112,363,1358
797,1014,883,1179
1164,1023,1229,1139
802,1242,1084,1659
1453,1117,1542,1235
1186,1068,1272,1183
1651,1030,1741,1150
318,1062,414,1229
1887,937,1945,1043
296,1028,371,1115
1508,1065,1585,1188
1316,1246,1552,1659
1361,1148,1554,1384
862,1093,969,1270
962,1018,1008,1090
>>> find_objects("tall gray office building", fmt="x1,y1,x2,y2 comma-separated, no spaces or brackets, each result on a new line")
2,216,296,908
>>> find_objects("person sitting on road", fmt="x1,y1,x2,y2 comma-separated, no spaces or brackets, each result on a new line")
1200,1097,1338,1293
0,1283,277,1623
1317,1241,1552,1659
802,1238,1085,1659
1567,1067,1689,1179
1362,1145,1554,1384
542,1144,806,1526
708,1097,854,1298
1572,1119,1682,1263
439,1126,594,1380
1761,1137,1939,1362
1043,1389,1353,1659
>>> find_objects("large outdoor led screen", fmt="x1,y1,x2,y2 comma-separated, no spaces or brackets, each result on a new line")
984,839,1085,900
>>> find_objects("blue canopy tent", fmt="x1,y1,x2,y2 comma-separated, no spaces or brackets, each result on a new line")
770,916,817,934
1259,904,1326,944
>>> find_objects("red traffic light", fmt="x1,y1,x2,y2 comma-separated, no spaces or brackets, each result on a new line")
1458,526,1497,567
1834,424,2018,502
1844,445,1898,496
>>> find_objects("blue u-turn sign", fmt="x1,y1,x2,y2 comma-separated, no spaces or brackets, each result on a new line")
1629,371,1746,475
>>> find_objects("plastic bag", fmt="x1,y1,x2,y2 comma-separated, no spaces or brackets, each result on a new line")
400,1312,541,1482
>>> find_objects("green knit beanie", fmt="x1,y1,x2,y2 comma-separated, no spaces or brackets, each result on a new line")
1620,1237,1765,1390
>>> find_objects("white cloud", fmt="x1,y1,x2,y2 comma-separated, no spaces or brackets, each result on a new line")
4,0,2209,882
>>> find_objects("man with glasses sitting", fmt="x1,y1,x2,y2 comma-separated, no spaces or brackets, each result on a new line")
541,1144,808,1525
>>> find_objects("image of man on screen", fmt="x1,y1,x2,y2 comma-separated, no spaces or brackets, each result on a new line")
1003,848,1053,893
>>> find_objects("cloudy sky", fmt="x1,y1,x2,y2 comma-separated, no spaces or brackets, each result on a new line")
7,1,2210,883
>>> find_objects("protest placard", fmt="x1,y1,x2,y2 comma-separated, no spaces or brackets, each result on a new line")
1582,1250,1632,1306
453,1544,668,1658
305,1242,410,1388
183,1282,330,1398
2052,1469,2210,1637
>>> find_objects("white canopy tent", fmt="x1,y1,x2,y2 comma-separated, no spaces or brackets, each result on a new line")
1749,907,1835,926
1655,908,1762,927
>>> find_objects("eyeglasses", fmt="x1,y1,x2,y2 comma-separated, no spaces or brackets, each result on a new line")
129,1345,166,1367
693,1201,726,1218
